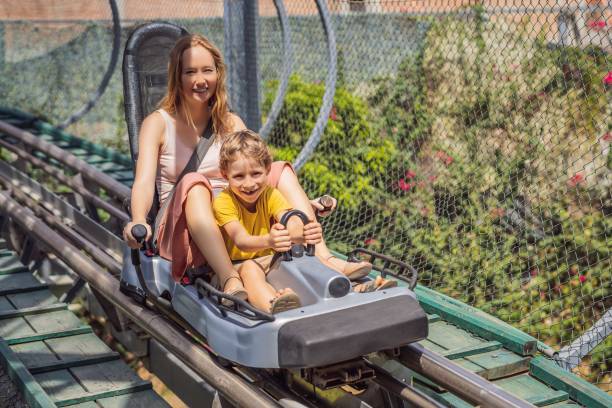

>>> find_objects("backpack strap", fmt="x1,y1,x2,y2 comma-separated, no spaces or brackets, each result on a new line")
153,121,215,242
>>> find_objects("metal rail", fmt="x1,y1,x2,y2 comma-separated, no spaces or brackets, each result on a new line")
0,136,128,222
0,120,131,201
394,343,536,408
368,363,446,408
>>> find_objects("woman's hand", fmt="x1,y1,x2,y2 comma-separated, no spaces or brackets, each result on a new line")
303,220,323,246
268,223,292,252
123,221,152,249
310,195,337,218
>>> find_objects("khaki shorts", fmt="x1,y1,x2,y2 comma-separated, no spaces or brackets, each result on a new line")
232,255,275,275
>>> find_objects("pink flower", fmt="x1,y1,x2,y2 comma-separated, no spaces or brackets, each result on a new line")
604,71,612,86
398,179,414,191
405,169,416,179
579,275,587,283
428,175,437,182
530,269,538,277
588,20,607,29
568,173,585,187
329,106,338,121
602,132,612,142
490,207,505,219
435,150,453,166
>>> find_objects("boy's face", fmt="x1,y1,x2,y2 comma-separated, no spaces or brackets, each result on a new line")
224,154,269,208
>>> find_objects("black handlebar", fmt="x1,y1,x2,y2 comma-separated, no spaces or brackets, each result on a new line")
318,195,334,212
279,209,316,261
132,224,148,244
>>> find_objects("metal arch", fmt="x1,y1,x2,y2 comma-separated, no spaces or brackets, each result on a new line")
292,0,337,171
58,0,121,129
259,0,294,140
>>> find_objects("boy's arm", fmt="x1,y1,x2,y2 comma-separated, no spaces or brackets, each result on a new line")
222,221,291,253
275,210,322,246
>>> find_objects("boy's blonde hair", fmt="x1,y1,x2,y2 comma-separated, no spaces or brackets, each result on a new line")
219,130,272,172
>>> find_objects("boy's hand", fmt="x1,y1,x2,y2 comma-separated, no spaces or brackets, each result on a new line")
303,221,323,245
269,223,292,252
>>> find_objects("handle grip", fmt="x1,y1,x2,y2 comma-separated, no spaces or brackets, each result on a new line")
318,195,334,212
131,224,148,244
279,209,315,260
130,224,148,266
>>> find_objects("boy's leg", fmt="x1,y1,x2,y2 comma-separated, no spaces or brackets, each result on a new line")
238,260,277,312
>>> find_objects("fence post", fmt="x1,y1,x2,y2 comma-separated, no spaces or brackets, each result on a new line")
224,0,262,131
0,23,4,67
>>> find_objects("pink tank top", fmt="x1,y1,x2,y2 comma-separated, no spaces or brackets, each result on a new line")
155,109,228,205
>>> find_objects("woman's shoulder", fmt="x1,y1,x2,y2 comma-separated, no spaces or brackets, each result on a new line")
226,112,247,132
142,109,167,126
139,110,167,144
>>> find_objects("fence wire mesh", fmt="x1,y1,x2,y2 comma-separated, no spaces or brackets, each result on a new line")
0,0,610,392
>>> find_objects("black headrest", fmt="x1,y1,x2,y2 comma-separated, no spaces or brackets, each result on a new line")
123,22,189,163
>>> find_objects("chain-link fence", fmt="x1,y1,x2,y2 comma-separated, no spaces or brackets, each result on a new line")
1,0,610,392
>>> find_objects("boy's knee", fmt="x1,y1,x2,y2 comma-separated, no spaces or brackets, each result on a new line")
238,260,258,278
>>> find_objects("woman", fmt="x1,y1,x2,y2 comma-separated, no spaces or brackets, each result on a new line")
123,34,371,298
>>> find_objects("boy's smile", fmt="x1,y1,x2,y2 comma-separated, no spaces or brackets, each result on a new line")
224,154,270,210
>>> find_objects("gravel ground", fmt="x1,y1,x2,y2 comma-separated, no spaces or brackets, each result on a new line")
0,364,30,408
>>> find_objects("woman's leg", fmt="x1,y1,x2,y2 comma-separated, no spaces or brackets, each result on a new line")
276,167,371,277
184,184,243,293
276,167,331,256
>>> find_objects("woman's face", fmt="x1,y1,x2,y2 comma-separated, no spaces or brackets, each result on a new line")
180,45,218,107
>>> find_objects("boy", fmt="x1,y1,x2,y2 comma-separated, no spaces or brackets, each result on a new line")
213,130,323,313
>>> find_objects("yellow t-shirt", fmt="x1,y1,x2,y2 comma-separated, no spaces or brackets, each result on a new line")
213,186,292,261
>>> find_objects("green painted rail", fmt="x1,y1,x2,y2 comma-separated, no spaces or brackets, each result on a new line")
1,106,611,407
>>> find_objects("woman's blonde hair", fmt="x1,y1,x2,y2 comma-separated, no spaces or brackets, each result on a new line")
219,130,272,173
159,34,230,137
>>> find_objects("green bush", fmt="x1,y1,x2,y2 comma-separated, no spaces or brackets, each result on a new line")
263,13,611,384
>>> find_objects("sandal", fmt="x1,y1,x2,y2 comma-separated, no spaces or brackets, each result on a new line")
221,277,248,306
269,291,301,314
323,256,372,280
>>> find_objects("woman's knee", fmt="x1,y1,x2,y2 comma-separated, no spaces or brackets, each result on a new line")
186,183,212,204
185,184,214,222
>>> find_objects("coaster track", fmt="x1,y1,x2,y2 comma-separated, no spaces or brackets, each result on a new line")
0,107,610,408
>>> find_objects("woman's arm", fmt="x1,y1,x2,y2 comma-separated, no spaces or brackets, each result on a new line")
123,112,164,247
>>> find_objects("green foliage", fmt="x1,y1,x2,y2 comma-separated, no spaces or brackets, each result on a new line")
263,14,611,384
263,75,398,211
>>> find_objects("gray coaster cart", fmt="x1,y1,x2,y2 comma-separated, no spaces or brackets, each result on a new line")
119,22,428,383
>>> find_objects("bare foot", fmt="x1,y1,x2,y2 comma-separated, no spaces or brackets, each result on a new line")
323,256,372,280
